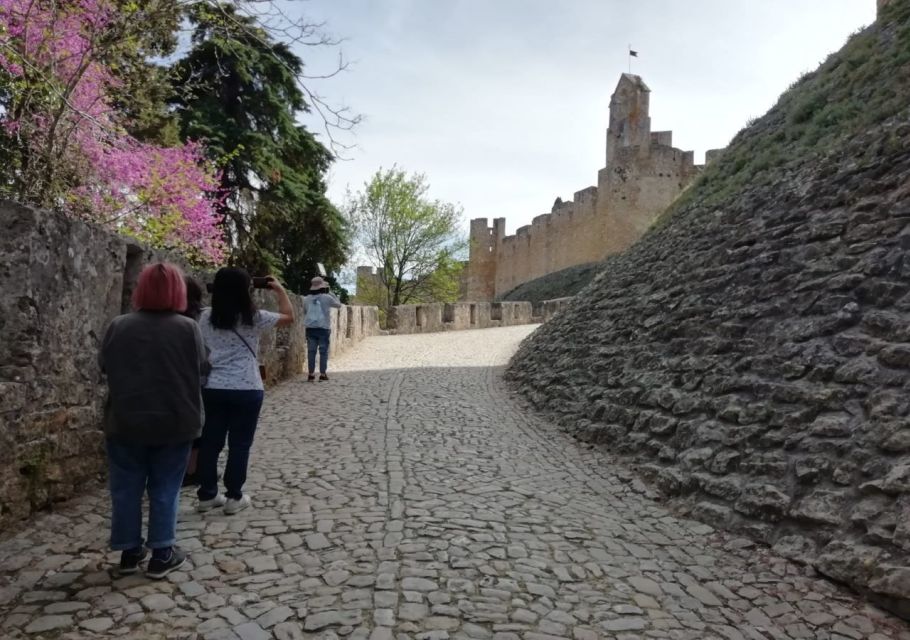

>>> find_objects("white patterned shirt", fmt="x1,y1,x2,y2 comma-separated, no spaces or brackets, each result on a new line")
199,309,280,391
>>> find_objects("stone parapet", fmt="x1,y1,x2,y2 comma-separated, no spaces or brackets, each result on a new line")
443,302,471,329
494,301,534,326
387,300,543,334
0,201,379,529
538,296,575,321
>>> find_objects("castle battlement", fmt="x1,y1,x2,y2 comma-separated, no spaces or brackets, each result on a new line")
465,73,716,301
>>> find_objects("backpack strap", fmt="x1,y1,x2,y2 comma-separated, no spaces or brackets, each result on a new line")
231,328,258,360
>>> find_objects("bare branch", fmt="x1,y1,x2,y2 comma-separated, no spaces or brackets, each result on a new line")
185,0,361,154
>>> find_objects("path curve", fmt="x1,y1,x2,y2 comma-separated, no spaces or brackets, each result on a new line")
1,326,909,640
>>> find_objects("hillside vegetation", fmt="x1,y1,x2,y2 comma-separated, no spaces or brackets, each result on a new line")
498,262,603,304
662,1,910,219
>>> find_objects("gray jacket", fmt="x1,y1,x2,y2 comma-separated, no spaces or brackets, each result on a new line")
303,293,342,330
99,311,206,446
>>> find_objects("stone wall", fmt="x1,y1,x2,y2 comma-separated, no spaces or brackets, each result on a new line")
465,73,720,302
386,301,535,334
506,8,910,617
0,201,379,529
492,188,603,297
536,297,575,321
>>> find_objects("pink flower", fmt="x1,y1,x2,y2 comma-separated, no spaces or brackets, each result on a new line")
0,0,226,263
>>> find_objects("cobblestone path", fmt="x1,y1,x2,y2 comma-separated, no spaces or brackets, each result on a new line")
2,326,910,640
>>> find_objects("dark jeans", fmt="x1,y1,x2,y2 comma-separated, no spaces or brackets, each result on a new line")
306,328,331,374
197,389,264,501
106,439,191,550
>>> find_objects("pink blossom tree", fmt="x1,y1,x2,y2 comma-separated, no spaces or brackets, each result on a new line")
0,0,225,263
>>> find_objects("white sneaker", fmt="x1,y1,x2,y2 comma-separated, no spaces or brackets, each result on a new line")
196,494,227,512
224,495,251,515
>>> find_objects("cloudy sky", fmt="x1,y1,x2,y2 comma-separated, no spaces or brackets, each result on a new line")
294,1,875,237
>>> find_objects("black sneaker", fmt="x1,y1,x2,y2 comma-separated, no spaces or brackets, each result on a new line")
118,547,148,575
307,374,316,382
146,547,187,580
319,374,329,381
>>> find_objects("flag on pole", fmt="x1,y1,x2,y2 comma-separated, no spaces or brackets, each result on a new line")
629,50,639,57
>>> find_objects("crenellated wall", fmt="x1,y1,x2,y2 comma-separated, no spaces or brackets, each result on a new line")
465,74,724,301
386,301,534,334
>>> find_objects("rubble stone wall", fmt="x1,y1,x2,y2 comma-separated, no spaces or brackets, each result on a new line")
506,42,910,620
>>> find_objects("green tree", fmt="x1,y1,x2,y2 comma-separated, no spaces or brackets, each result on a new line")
251,130,349,294
107,0,184,146
0,0,186,204
348,168,466,311
169,2,349,289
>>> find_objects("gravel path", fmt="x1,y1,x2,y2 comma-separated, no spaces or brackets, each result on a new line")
1,326,908,639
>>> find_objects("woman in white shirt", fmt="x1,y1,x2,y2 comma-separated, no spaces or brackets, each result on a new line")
195,268,294,514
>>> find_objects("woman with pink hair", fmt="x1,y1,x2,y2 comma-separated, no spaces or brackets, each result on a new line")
98,262,207,579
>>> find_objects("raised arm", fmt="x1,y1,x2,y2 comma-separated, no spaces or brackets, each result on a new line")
325,293,343,309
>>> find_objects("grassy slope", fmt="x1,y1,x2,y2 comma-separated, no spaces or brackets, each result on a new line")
498,262,603,303
659,1,910,223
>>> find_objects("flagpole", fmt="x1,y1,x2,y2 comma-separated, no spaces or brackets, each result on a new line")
628,44,631,74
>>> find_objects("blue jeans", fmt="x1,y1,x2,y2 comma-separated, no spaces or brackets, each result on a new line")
197,389,264,501
106,440,191,550
306,328,331,374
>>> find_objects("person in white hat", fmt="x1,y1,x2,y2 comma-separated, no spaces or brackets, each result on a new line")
303,276,342,381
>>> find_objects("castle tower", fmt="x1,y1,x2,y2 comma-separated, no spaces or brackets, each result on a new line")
464,218,505,301
354,265,381,302
461,72,714,302
598,72,701,256
606,73,652,167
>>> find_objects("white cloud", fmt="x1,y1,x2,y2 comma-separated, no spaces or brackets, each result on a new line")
295,0,875,237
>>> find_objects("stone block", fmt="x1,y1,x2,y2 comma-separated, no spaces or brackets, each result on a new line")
471,302,493,328
443,303,472,330
734,483,791,521
360,306,381,336
496,302,533,326
790,489,847,525
415,304,445,332
388,305,418,333
691,501,732,527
